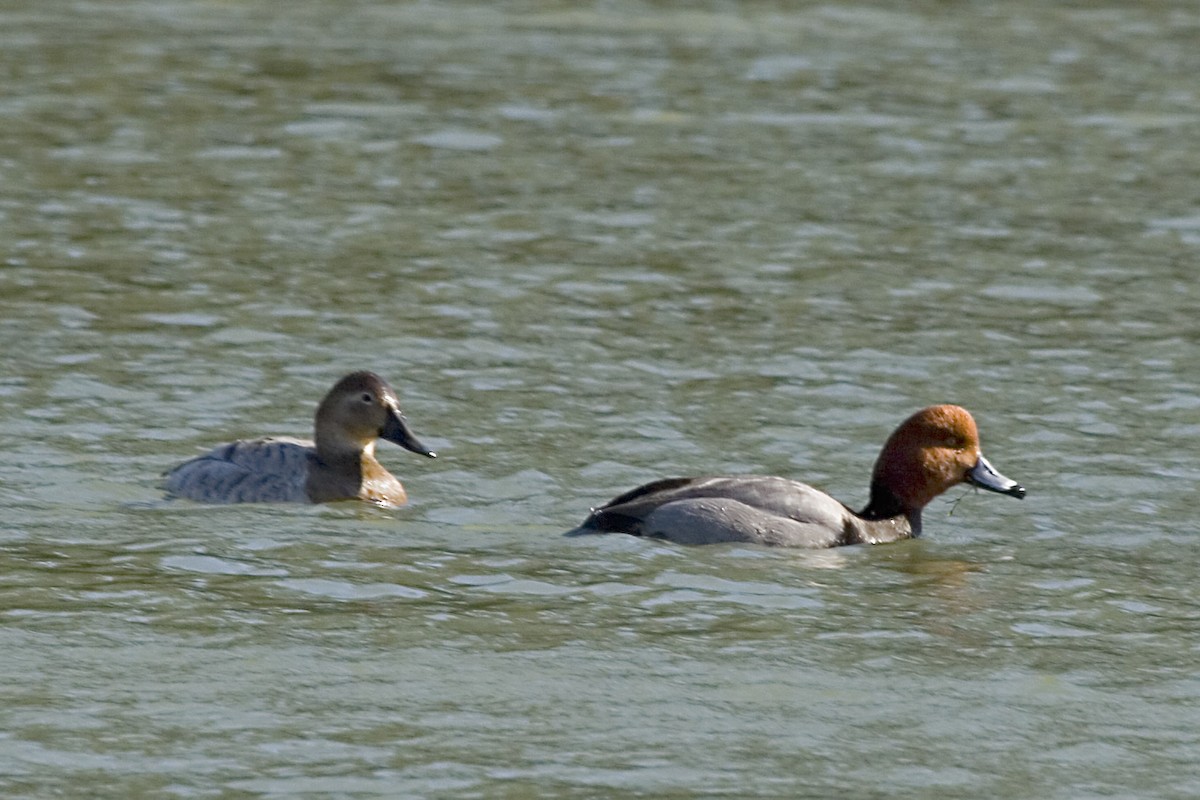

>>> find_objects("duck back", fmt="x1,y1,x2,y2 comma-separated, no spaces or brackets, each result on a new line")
163,437,314,504
572,475,857,547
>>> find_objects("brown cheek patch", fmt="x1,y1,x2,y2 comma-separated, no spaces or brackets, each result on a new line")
915,448,966,503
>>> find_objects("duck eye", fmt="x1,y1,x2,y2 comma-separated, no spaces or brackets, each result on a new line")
360,392,373,403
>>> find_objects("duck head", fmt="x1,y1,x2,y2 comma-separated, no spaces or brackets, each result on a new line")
314,371,436,460
865,404,1024,520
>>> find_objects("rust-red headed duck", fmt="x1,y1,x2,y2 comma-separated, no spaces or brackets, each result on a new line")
570,405,1024,547
164,371,436,508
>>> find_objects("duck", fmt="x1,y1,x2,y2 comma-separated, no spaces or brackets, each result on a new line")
163,371,436,507
569,404,1024,547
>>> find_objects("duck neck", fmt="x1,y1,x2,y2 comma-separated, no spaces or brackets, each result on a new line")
310,439,405,506
315,436,366,469
858,481,923,539
307,436,367,499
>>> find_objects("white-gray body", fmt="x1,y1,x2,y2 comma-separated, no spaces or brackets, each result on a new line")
163,437,317,504
572,475,914,547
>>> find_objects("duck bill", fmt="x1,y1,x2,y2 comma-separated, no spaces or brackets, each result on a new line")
382,409,437,458
967,454,1025,499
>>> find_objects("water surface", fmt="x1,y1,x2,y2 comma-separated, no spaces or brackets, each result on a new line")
2,2,1200,797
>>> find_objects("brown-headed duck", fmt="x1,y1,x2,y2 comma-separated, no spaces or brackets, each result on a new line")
569,404,1024,547
163,371,435,507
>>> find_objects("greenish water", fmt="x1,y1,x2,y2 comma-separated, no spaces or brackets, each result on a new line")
2,2,1200,797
